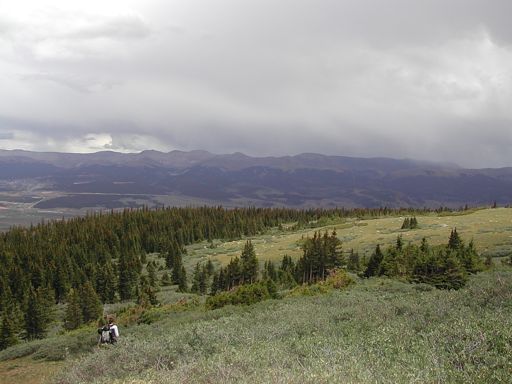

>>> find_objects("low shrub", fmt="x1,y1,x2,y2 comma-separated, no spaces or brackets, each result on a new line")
287,269,354,297
206,282,272,310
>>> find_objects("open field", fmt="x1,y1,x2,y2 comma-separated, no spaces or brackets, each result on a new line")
185,208,512,268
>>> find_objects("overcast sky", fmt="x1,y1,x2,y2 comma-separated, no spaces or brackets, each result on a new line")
1,0,512,167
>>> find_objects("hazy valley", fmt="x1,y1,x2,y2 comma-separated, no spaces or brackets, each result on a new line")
1,149,512,231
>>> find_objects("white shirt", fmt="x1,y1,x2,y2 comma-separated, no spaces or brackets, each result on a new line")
110,324,119,337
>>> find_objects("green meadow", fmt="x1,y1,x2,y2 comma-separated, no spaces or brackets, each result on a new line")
185,207,512,269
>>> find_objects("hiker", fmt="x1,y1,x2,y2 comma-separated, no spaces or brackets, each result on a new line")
97,316,119,345
108,318,119,343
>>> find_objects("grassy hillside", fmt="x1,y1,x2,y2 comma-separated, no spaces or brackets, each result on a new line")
53,267,512,384
1,207,511,383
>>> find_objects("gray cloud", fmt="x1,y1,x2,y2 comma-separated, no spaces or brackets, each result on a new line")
65,14,151,41
0,132,14,140
0,0,511,167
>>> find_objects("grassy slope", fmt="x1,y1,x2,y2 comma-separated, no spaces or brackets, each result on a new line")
185,208,512,269
54,268,512,384
2,208,512,383
0,358,63,384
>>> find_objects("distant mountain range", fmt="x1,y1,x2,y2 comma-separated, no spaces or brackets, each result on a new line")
1,149,512,209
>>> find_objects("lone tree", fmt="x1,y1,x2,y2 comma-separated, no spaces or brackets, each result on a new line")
448,228,462,250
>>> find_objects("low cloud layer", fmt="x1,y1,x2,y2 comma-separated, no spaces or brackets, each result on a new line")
1,0,511,167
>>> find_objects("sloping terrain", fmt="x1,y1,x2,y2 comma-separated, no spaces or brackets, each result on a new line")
51,269,512,384
1,208,511,384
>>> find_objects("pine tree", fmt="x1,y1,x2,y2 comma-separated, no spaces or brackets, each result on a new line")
80,281,102,323
64,288,83,331
178,266,188,292
241,240,259,284
0,313,18,350
118,251,139,300
459,239,483,274
263,260,278,281
210,272,220,295
420,237,429,253
226,257,242,289
206,259,214,276
24,286,53,340
199,266,208,295
347,249,360,272
396,235,403,251
448,228,462,250
191,263,201,294
147,261,158,288
364,245,384,278
137,275,158,307
171,253,188,292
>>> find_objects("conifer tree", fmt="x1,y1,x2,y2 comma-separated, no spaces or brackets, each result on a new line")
137,275,158,307
64,288,83,331
191,263,201,294
226,257,242,289
396,235,403,251
177,266,188,292
103,263,118,304
0,300,22,350
80,281,102,323
147,261,158,288
448,228,462,250
459,239,483,274
0,313,18,350
420,237,429,253
210,271,220,295
241,240,259,284
118,251,140,300
347,249,361,272
364,245,384,278
199,266,208,295
24,286,53,339
206,259,214,276
263,260,278,281
171,253,188,292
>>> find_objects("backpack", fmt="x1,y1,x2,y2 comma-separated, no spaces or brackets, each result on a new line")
99,325,112,344
109,326,117,343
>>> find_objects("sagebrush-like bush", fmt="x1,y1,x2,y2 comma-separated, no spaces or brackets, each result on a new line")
206,282,272,309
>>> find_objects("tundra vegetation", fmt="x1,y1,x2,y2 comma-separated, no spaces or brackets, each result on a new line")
0,206,511,383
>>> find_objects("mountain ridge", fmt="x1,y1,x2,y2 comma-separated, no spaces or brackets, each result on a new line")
1,149,511,209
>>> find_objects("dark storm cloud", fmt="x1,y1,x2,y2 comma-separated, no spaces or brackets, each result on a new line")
0,0,511,167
